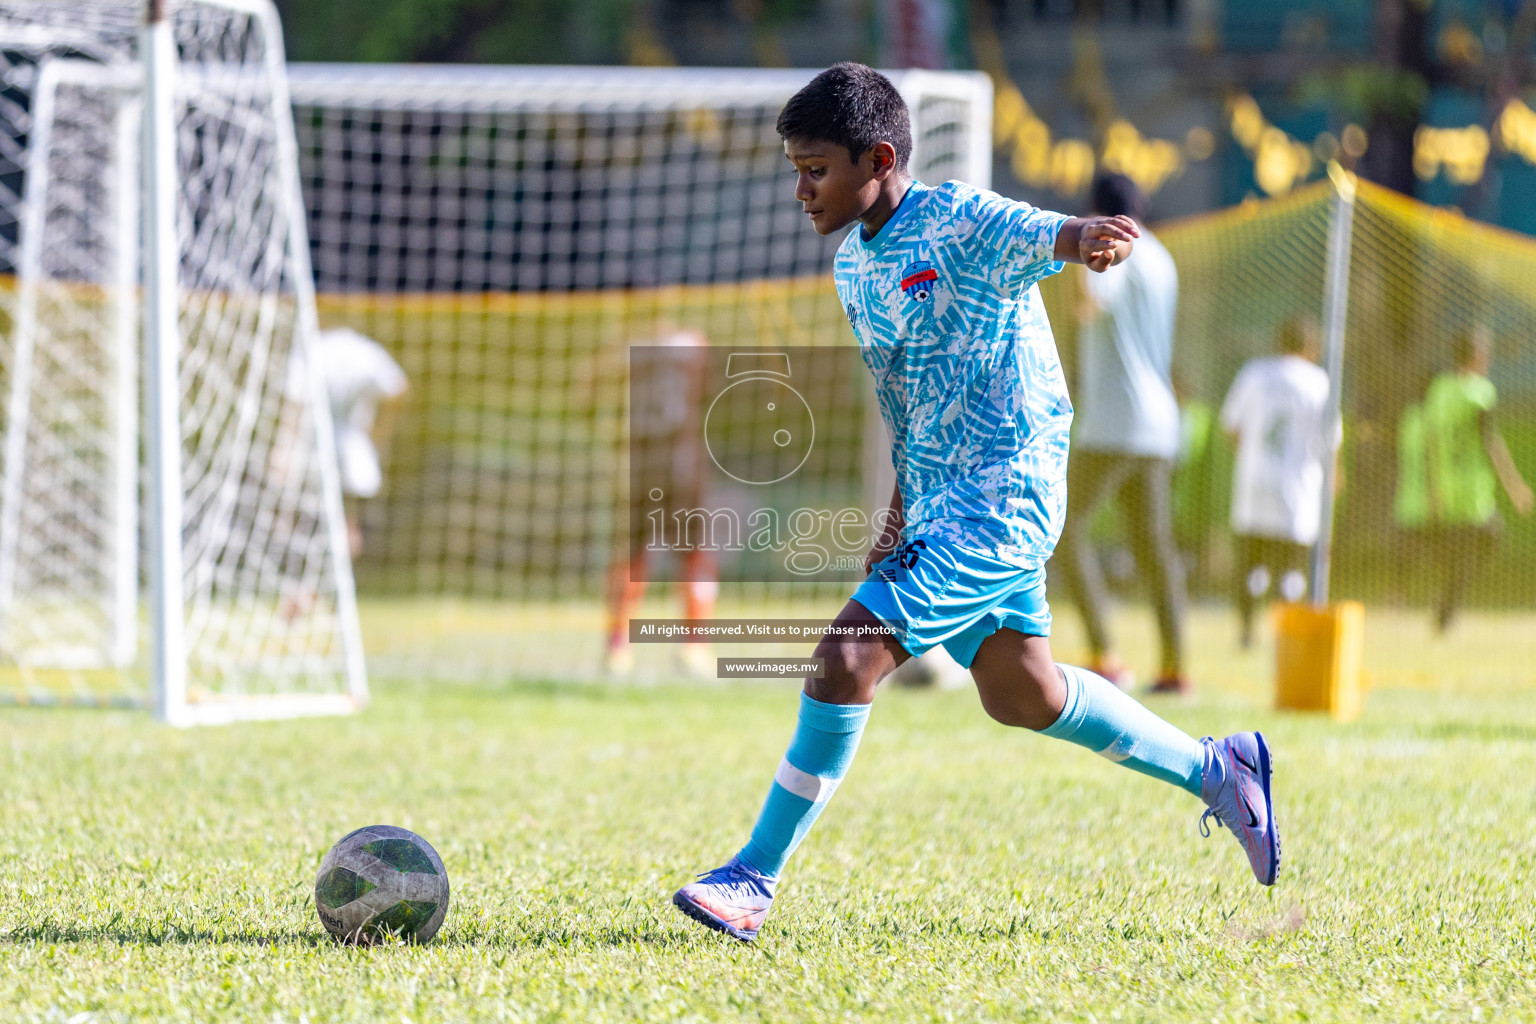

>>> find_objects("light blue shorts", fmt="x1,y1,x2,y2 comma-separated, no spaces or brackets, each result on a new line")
850,535,1051,669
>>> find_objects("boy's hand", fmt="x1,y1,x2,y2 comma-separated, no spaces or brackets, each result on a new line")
1055,215,1139,271
1077,215,1138,272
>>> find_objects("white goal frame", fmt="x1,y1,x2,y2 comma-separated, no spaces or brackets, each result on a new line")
143,0,366,725
0,0,368,724
284,62,991,188
0,56,140,672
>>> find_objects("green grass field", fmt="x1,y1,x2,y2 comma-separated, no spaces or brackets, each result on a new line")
2,606,1534,1023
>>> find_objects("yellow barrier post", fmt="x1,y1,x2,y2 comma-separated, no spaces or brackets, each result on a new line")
1274,600,1366,721
1274,164,1367,722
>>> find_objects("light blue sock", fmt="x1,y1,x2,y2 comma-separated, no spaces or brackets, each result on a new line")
737,692,870,879
1040,663,1206,796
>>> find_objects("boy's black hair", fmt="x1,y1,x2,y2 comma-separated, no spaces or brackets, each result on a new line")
776,62,912,170
1090,173,1148,221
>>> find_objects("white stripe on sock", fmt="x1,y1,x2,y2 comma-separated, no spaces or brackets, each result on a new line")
773,758,838,803
1096,735,1136,763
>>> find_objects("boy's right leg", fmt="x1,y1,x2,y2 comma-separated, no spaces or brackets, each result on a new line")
970,631,1204,791
673,600,906,941
970,630,1279,886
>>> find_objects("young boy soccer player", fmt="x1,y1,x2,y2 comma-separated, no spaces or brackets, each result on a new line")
672,64,1280,942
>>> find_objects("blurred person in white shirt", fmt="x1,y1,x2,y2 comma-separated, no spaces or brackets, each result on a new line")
1219,317,1339,647
287,325,409,557
1053,173,1187,694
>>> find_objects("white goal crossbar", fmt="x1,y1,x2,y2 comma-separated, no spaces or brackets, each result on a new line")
285,62,991,188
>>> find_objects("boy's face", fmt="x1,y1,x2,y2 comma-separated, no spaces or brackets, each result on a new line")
783,138,889,236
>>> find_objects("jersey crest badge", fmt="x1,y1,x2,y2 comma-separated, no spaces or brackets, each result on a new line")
899,260,937,302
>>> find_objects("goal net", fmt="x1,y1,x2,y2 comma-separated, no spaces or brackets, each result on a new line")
0,0,366,722
285,63,992,680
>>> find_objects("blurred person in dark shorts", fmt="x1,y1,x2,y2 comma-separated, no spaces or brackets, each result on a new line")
1052,173,1187,694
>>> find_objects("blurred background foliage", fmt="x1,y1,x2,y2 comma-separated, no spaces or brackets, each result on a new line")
273,0,1536,233
273,0,828,67
275,0,636,64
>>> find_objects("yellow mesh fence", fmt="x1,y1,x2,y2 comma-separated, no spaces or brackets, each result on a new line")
1338,182,1536,611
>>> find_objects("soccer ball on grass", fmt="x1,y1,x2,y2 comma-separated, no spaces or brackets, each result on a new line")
314,824,449,944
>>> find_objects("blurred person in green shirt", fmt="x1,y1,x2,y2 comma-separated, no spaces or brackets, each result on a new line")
1394,326,1532,631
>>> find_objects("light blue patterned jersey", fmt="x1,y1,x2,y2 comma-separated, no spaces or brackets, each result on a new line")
834,180,1073,567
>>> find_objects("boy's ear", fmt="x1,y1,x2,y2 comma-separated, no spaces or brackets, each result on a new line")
865,140,898,180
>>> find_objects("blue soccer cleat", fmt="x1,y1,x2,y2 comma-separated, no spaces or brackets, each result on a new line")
672,856,776,941
1199,732,1281,886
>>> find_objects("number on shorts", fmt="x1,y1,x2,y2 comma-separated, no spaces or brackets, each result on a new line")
899,539,927,570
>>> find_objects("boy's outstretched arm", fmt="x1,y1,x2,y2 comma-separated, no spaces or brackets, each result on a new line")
1482,412,1534,514
1054,215,1139,272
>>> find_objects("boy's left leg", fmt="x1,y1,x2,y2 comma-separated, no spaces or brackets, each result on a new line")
969,628,1280,886
672,599,907,941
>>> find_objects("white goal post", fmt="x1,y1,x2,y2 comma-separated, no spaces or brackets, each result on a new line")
0,0,367,723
